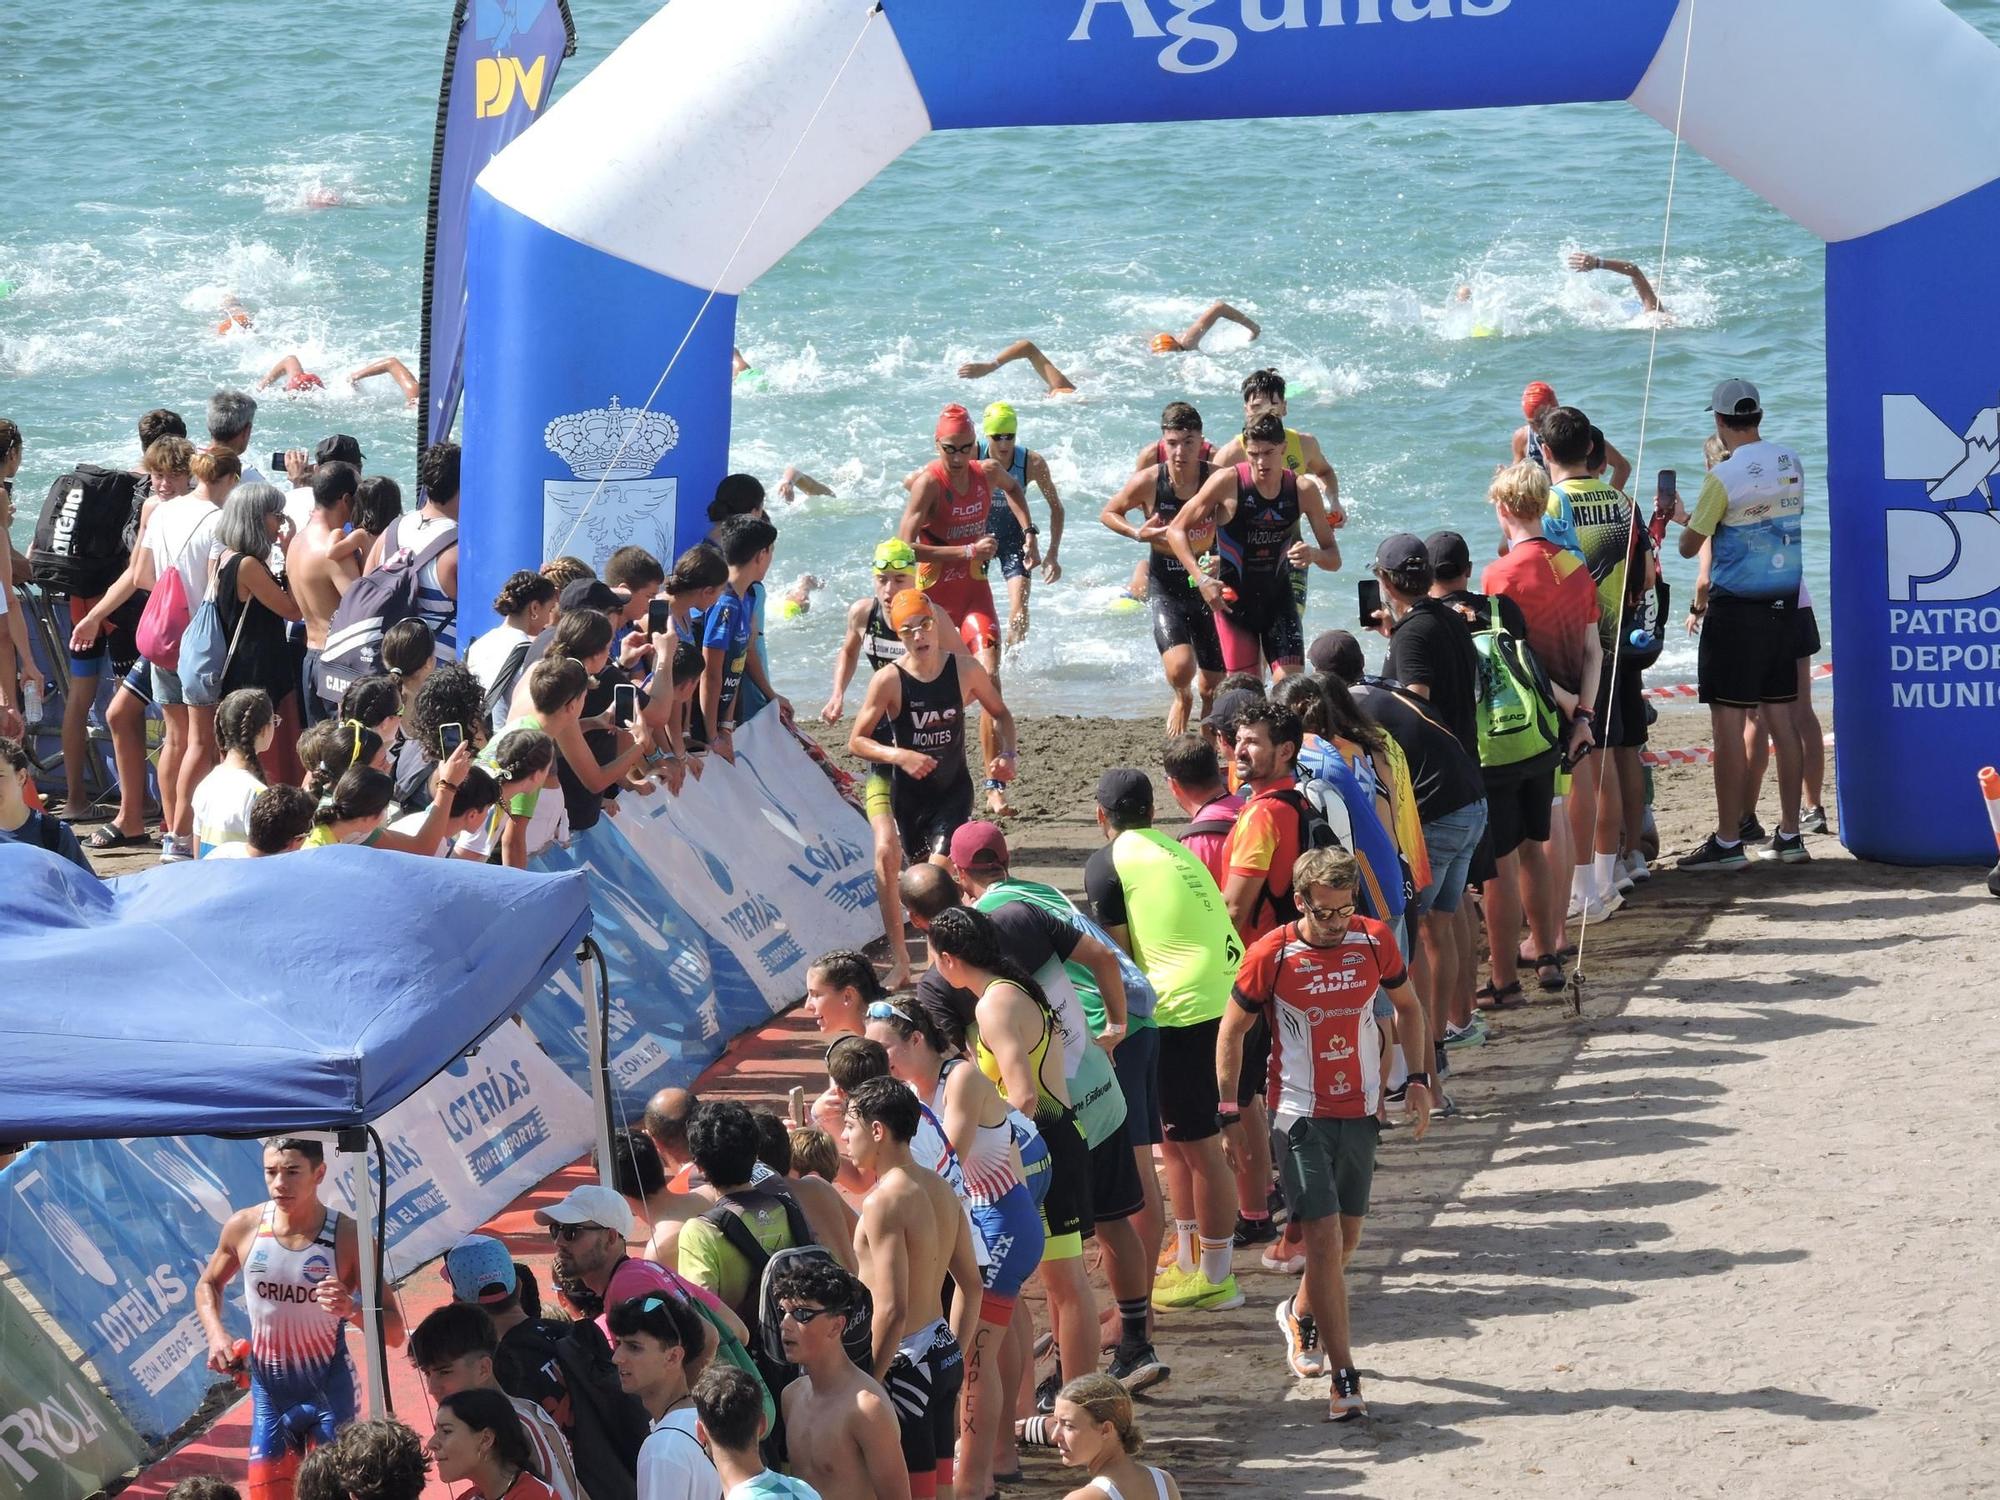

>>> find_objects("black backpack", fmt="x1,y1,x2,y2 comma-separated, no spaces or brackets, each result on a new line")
496,1315,648,1500
1254,785,1342,926
318,517,456,702
30,465,139,598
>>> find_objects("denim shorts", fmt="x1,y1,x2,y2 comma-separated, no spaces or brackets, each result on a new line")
1415,798,1488,917
150,661,187,707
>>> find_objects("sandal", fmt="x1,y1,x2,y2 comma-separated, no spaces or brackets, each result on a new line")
85,824,149,850
1533,954,1565,992
1475,980,1524,1009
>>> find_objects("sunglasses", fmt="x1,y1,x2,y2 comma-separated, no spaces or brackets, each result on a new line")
779,1303,836,1325
895,617,935,636
938,441,977,456
547,1222,598,1243
865,1000,910,1023
1301,899,1356,924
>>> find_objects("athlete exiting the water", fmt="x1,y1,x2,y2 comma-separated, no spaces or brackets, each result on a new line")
1512,381,1632,489
1145,299,1262,354
1168,413,1340,681
1101,401,1223,734
848,586,1017,873
899,404,1032,815
978,402,1063,646
822,539,969,988
197,1137,404,1500
1212,368,1345,618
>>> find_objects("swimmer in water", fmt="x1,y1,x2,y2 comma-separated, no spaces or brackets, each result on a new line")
777,465,834,504
257,355,326,395
733,346,752,377
1566,250,1667,317
1145,299,1261,354
303,186,344,209
255,356,423,406
777,573,823,618
957,339,1077,395
348,357,419,407
217,298,254,336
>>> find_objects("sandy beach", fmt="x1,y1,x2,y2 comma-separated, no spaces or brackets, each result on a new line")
801,692,2000,1497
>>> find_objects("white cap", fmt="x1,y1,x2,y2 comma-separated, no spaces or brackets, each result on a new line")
531,1183,633,1237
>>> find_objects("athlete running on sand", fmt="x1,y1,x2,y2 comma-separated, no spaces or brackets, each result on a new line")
977,402,1064,646
822,539,968,988
898,404,1032,816
1168,413,1340,680
848,587,1016,868
1101,401,1222,734
1211,367,1346,617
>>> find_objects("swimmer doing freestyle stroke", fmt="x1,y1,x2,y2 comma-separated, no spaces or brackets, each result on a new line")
898,404,1031,817
1101,401,1223,734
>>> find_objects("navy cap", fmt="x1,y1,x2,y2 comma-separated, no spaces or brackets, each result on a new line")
1095,767,1154,821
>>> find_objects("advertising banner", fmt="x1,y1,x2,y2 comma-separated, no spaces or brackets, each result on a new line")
0,1280,146,1500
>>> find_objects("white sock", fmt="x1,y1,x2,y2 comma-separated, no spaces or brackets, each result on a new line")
1571,865,1597,904
1593,851,1619,891
1174,1221,1197,1274
1199,1237,1232,1285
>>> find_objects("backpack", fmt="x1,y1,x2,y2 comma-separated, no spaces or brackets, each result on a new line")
481,638,533,730
1470,615,1561,769
179,555,253,707
30,465,139,598
498,1316,648,1500
1253,785,1343,925
318,519,456,703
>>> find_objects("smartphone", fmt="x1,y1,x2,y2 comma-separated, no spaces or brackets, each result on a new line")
1658,468,1678,499
648,597,671,635
438,722,465,756
613,682,639,727
1357,577,1382,627
271,451,290,473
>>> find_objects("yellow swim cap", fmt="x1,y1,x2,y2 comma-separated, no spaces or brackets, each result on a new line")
872,538,918,574
981,401,1018,437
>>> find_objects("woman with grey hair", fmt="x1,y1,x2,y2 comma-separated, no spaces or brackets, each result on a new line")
210,481,306,780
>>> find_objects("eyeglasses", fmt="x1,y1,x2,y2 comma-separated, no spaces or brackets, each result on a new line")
895,617,934,637
779,1303,835,1325
938,441,977,456
1301,899,1356,924
547,1222,597,1243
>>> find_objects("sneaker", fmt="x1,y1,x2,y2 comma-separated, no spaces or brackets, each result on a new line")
1441,1018,1486,1050
1152,1270,1244,1313
1802,804,1830,835
1760,831,1811,864
1034,1370,1059,1413
1260,1244,1307,1274
1623,850,1652,884
1676,835,1749,871
1233,1214,1277,1248
1152,1261,1192,1292
1106,1341,1170,1392
1574,887,1623,923
1613,860,1637,894
1739,812,1766,842
157,834,193,864
1276,1296,1326,1379
1328,1366,1368,1423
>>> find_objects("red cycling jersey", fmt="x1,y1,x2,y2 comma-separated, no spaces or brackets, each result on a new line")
1232,915,1406,1120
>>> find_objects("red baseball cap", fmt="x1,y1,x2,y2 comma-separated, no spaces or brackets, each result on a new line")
948,820,1010,872
1521,381,1556,419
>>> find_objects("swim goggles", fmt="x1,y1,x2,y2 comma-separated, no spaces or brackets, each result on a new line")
872,538,918,575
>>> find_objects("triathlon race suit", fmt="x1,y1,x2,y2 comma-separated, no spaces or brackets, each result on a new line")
1213,465,1304,673
1145,460,1222,672
978,441,1032,581
930,1059,1045,1302
1270,426,1314,610
884,655,973,859
861,600,905,821
242,1203,358,1500
917,460,1000,651
885,1315,964,1500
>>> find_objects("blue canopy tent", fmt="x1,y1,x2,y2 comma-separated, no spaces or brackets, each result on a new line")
0,844,596,1416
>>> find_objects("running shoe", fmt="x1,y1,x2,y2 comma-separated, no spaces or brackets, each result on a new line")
1152,1261,1192,1294
1739,812,1767,842
1106,1342,1170,1393
1573,888,1624,923
1260,1244,1307,1275
1623,849,1653,884
1676,835,1749,871
1328,1367,1368,1423
1152,1271,1244,1313
1613,860,1637,894
1441,1017,1487,1049
158,833,193,863
1759,831,1812,864
1034,1370,1059,1414
1276,1295,1326,1379
1802,804,1830,835
1233,1214,1277,1248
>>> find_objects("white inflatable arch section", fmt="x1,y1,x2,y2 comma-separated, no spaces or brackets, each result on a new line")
463,0,2000,863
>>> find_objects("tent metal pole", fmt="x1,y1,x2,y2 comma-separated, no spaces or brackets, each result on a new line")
579,937,614,1185
338,1126,390,1419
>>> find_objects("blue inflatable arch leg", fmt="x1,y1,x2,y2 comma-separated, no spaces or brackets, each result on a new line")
464,0,2000,863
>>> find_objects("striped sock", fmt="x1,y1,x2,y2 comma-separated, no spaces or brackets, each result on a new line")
1117,1296,1150,1349
1174,1220,1197,1273
1199,1236,1232,1285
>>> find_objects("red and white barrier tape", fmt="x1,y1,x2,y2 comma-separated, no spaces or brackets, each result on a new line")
1641,733,1836,768
1643,660,1832,701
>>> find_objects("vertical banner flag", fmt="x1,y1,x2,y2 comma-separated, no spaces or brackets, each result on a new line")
419,0,576,453
0,1278,146,1500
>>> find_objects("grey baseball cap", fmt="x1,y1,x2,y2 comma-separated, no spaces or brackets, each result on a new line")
1709,379,1762,418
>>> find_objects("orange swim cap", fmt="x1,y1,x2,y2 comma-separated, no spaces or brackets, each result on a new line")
1150,332,1179,354
889,588,932,631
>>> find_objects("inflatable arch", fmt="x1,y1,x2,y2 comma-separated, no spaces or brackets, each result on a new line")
462,0,2000,865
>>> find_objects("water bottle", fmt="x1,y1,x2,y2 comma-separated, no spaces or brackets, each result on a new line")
20,677,41,725
1627,626,1656,655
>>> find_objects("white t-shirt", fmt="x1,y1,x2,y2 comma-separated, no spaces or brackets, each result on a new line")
147,496,222,606
386,809,449,857
204,842,254,859
283,485,316,535
637,1408,720,1500
192,763,265,855
465,624,533,731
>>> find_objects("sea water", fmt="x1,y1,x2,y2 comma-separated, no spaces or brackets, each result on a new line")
6,2,1993,717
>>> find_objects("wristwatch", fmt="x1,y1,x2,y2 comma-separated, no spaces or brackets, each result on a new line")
1215,1101,1242,1130
1404,1071,1432,1091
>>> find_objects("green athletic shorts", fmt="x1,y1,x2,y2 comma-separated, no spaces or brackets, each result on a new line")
1277,1115,1380,1223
